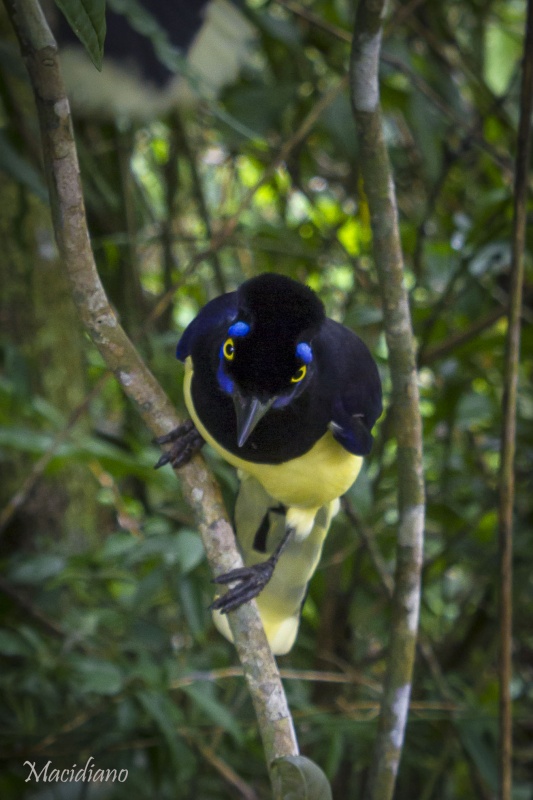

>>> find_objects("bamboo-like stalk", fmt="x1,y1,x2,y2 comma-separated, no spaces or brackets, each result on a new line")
498,2,533,798
349,2,425,799
3,0,299,782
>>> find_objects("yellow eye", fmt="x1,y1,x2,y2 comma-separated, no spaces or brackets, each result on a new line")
223,338,235,360
291,365,307,383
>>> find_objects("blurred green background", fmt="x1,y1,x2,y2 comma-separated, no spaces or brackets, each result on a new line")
0,0,532,797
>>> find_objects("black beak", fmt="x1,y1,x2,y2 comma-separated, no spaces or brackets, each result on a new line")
233,394,276,447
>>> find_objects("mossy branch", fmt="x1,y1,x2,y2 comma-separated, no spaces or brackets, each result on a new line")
350,2,425,799
3,0,298,784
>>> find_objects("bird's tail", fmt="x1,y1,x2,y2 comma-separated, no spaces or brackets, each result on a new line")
212,473,338,655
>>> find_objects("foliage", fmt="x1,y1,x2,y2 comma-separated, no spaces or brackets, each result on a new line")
54,0,106,69
1,0,532,798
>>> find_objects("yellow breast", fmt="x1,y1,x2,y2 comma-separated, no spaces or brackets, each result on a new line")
184,358,362,509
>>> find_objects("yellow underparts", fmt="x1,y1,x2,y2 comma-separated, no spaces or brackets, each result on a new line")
184,357,364,654
184,357,362,538
212,475,340,654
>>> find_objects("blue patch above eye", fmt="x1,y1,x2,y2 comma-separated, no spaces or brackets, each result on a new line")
296,342,313,364
228,321,250,337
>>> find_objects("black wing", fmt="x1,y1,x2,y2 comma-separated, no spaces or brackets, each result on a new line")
315,319,382,456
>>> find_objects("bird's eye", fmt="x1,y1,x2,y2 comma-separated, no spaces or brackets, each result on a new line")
291,365,307,383
222,338,235,360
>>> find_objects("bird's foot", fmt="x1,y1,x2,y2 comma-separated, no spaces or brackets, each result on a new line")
210,557,277,614
210,523,295,614
154,419,204,469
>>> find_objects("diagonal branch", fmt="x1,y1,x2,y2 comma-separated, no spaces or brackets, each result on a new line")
349,2,425,799
3,0,298,781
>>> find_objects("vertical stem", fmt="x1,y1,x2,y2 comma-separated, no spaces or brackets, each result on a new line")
172,112,227,295
498,2,533,798
350,2,425,798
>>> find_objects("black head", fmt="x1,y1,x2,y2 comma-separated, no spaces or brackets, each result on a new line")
217,274,325,445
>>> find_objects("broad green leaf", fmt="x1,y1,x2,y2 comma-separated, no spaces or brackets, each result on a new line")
182,684,243,744
172,530,205,573
456,391,494,431
70,656,123,695
124,531,205,574
346,464,373,518
99,532,138,560
457,718,498,792
0,132,47,200
258,10,302,45
484,23,521,95
177,576,205,639
9,555,66,584
0,629,31,657
272,756,333,800
55,0,106,70
135,689,183,769
337,218,363,256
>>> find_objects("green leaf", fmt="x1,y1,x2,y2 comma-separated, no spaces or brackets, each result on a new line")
456,391,494,431
8,554,66,584
0,132,47,200
182,684,243,744
172,530,205,574
70,656,123,695
484,23,521,95
54,0,107,70
99,532,138,560
272,756,333,800
457,718,498,792
135,689,183,769
258,10,302,45
0,629,31,657
177,576,205,639
346,464,373,518
124,531,205,574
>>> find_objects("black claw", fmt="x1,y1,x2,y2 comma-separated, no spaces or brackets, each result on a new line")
210,522,299,614
209,558,277,614
155,418,195,445
210,523,296,614
212,562,274,586
154,419,204,469
154,451,172,469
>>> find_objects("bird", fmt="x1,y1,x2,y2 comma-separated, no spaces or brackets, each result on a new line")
157,273,382,654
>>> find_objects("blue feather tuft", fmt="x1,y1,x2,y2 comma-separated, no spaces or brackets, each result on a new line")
228,321,250,337
296,342,313,364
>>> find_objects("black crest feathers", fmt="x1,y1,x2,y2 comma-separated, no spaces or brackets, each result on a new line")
227,274,325,395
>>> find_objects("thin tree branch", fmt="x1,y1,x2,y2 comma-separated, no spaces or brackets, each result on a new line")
497,2,533,797
0,576,66,639
349,3,425,799
418,306,506,366
3,0,299,782
172,111,227,295
186,736,259,800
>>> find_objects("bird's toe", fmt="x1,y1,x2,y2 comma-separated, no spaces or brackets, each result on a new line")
154,419,204,469
210,559,275,613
